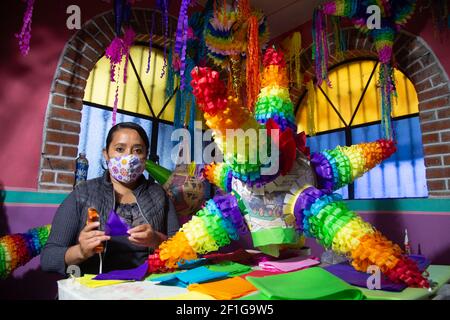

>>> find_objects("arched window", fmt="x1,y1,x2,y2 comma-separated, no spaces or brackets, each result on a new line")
79,44,179,179
296,59,428,199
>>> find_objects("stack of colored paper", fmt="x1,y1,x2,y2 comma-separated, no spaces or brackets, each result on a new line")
206,261,252,276
242,267,365,300
151,266,229,287
258,256,320,272
188,277,257,300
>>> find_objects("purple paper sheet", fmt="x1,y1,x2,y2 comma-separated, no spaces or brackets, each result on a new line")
105,209,130,236
93,261,149,281
323,255,430,292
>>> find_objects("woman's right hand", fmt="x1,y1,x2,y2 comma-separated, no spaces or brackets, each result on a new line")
78,222,110,259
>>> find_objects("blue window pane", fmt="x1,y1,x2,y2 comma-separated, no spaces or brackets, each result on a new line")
352,116,428,198
307,131,348,199
79,106,153,179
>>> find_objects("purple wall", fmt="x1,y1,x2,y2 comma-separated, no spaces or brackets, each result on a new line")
306,211,450,265
0,205,63,300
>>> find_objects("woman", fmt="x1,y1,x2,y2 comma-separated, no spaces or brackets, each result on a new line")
41,122,179,276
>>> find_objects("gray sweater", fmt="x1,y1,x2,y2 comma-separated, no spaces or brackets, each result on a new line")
41,172,180,276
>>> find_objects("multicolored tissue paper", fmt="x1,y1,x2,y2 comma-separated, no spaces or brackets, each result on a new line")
188,276,257,300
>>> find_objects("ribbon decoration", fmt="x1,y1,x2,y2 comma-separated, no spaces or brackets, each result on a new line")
310,139,397,192
294,186,428,288
15,0,35,56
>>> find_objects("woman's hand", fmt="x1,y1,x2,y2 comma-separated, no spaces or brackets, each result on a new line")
128,224,165,248
78,222,111,259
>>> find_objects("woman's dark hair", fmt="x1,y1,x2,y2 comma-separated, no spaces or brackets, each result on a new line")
105,122,150,155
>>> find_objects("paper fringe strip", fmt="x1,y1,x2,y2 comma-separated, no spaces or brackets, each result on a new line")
0,225,51,279
310,139,396,192
255,47,297,132
148,193,248,272
294,186,428,287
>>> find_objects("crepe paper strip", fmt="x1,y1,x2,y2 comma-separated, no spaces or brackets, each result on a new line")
213,194,249,235
351,232,429,287
188,276,257,300
15,0,35,56
190,67,228,115
314,139,397,191
203,163,233,193
163,291,217,300
151,266,229,288
331,216,374,255
159,231,198,269
94,261,149,281
310,152,334,192
197,207,232,247
204,200,239,240
246,15,261,112
181,216,219,254
206,261,252,276
259,257,320,273
293,186,325,236
76,274,129,288
255,47,297,133
246,267,365,300
104,209,130,237
0,224,51,279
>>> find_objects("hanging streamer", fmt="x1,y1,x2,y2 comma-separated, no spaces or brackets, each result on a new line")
15,0,35,56
289,32,302,88
146,11,155,74
246,15,261,112
312,8,331,87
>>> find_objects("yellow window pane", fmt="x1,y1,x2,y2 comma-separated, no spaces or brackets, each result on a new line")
84,45,176,122
296,60,418,133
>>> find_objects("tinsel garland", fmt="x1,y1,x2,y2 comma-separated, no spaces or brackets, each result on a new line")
246,15,261,112
174,0,192,91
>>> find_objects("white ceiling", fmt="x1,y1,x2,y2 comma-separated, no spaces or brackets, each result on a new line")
197,0,327,39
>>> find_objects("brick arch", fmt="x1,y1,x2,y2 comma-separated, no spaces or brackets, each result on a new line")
38,8,178,192
292,27,450,198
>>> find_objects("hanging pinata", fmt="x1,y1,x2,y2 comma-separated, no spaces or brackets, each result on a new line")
145,46,429,288
312,0,417,139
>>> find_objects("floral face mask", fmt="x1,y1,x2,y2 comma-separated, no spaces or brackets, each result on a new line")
107,154,145,183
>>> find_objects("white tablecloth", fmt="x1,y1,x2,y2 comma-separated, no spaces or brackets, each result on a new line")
58,278,189,300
